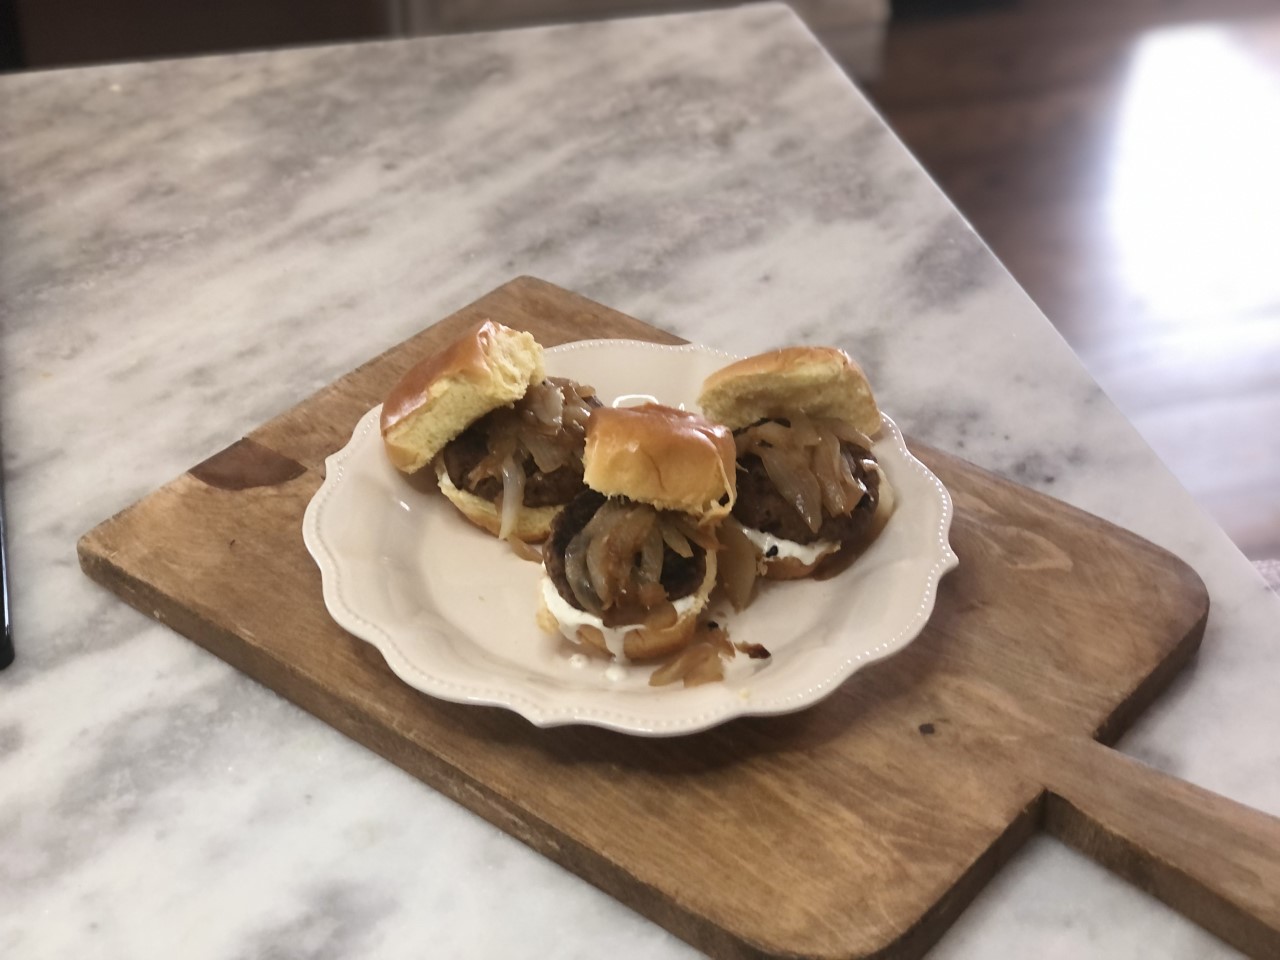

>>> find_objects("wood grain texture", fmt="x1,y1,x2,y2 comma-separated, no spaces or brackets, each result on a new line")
78,277,1280,959
1038,738,1280,959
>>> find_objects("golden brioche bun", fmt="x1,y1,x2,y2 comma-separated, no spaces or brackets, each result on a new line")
698,346,881,436
583,404,736,522
536,551,717,661
380,320,545,474
435,462,558,543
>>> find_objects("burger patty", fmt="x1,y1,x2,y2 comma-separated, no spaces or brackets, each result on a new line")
545,490,707,612
441,421,587,508
733,443,881,544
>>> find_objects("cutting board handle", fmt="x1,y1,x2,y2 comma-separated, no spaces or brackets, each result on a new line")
1039,737,1280,957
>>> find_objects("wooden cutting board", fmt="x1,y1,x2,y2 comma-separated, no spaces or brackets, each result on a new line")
78,277,1280,960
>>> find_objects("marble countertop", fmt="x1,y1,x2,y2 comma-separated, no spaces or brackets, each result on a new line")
1,6,1276,957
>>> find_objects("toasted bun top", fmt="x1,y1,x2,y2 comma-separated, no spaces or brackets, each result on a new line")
379,320,545,474
698,346,881,435
583,404,736,521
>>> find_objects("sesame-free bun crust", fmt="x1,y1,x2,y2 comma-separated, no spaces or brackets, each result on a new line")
435,462,558,542
536,551,717,661
698,346,881,436
380,320,545,474
583,404,736,522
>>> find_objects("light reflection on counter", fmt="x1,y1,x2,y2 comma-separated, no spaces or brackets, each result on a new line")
1108,25,1280,322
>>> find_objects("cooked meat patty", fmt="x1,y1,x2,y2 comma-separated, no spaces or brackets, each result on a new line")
733,442,880,544
441,415,587,508
545,490,707,611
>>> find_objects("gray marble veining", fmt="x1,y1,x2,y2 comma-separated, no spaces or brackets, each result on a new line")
1,6,1276,958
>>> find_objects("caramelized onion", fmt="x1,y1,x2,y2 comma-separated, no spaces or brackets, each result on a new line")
642,599,678,629
869,469,896,538
648,642,723,688
560,498,708,628
602,507,658,606
812,472,896,582
813,431,851,516
604,587,672,630
509,537,543,563
638,526,664,584
718,517,760,611
646,621,741,690
816,417,876,452
683,645,725,687
524,378,565,428
758,444,824,534
498,454,525,541
553,378,595,439
737,417,878,533
579,500,660,612
672,514,719,552
649,650,689,687
464,378,596,499
468,417,520,485
584,501,627,607
703,624,734,658
659,517,693,558
564,527,603,616
787,411,821,447
560,397,592,439
737,420,794,452
523,429,573,474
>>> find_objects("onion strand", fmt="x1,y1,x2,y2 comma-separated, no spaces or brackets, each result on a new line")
736,417,881,534
561,499,708,627
497,453,525,541
458,378,597,539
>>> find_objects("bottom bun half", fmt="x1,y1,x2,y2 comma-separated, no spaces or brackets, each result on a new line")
537,551,717,662
759,543,841,580
436,461,559,543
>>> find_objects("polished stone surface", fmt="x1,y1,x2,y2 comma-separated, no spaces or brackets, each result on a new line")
1,6,1276,957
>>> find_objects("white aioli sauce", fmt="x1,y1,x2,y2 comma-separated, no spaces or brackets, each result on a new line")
740,525,838,565
541,576,697,663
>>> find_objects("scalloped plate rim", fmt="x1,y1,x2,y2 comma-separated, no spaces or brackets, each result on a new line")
302,339,958,736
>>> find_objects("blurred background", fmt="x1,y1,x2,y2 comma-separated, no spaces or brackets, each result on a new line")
3,0,1278,560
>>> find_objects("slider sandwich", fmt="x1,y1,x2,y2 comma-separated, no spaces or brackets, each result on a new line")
537,404,736,661
698,346,894,579
380,320,599,541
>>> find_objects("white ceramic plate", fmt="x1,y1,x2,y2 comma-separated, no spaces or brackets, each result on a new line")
303,339,958,736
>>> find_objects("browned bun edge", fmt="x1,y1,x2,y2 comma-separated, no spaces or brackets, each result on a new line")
575,609,700,661
536,551,716,661
698,345,881,436
436,462,557,542
583,404,735,522
380,320,544,474
535,601,563,636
